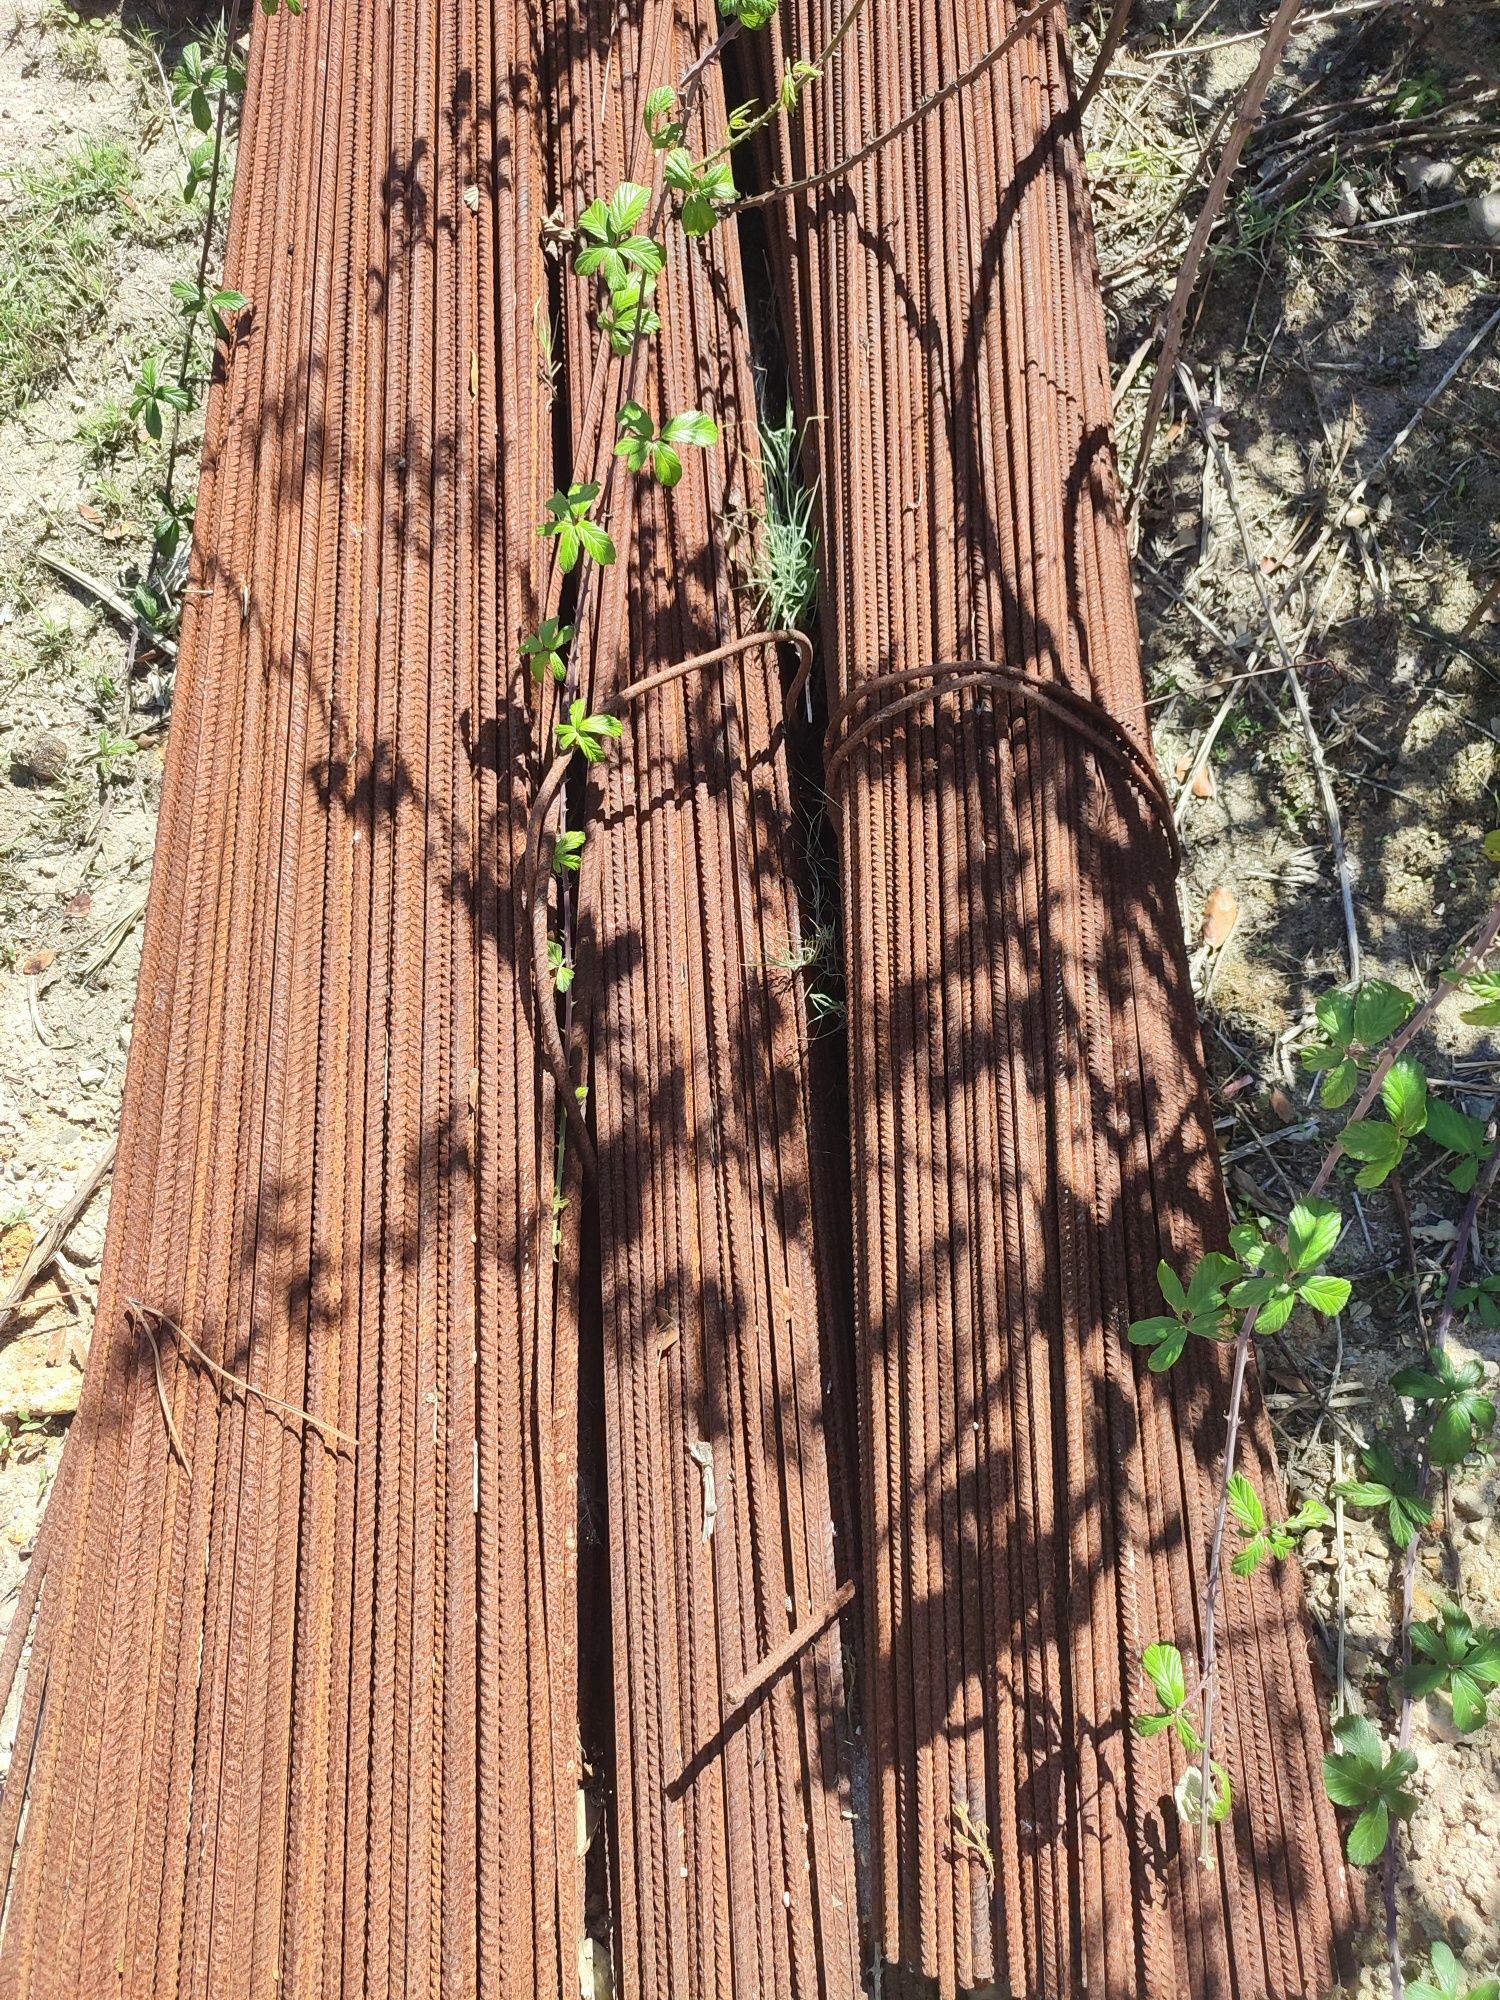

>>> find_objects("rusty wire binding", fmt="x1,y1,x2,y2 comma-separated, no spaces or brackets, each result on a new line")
746,0,1358,1992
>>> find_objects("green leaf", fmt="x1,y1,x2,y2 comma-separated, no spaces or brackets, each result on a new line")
1297,1274,1352,1316
1256,1287,1299,1333
1321,1058,1359,1109
1186,1251,1238,1313
1132,1710,1174,1737
1354,978,1416,1049
1287,1196,1342,1273
652,441,683,487
1227,1472,1264,1534
723,0,780,25
1315,988,1356,1046
1156,1260,1188,1314
1346,1798,1390,1865
1340,1118,1404,1188
644,84,682,148
1449,1670,1491,1733
605,181,651,235
1147,1322,1188,1371
1142,1642,1186,1712
1431,1395,1494,1467
1424,1095,1490,1163
552,830,585,874
661,409,720,448
1381,1055,1429,1137
1232,1539,1268,1577
575,519,616,565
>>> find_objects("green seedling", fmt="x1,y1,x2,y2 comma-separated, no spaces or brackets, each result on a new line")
614,401,719,486
663,148,736,235
1322,1712,1417,1864
1336,1442,1433,1550
1403,1601,1500,1734
1410,1940,1500,2000
555,700,622,766
521,617,573,684
596,273,661,355
130,356,192,442
575,184,664,294
1226,1474,1331,1577
1301,978,1416,1108
538,485,615,572
1392,1348,1496,1467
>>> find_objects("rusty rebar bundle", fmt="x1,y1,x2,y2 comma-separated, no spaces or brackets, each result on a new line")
0,0,581,1989
543,1,862,1989
745,2,1357,1993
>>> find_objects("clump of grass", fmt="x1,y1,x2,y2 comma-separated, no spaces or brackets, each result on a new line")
78,393,136,462
748,401,819,636
0,139,137,415
43,2,107,83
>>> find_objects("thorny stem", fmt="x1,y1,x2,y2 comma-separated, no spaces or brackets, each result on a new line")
541,1,867,1142
1193,894,1500,1866
736,0,1067,209
1381,1136,1500,1995
703,0,872,167
166,0,244,500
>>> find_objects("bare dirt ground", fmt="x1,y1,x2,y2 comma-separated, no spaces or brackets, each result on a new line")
1084,0,1500,1985
0,0,217,1662
0,0,1495,1989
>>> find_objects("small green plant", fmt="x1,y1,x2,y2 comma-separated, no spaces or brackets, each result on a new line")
614,401,719,485
663,148,737,235
722,0,780,28
1335,1442,1433,1550
130,356,193,442
1322,1713,1418,1864
1133,1644,1232,1826
521,617,574,684
1392,1348,1497,1467
555,701,623,766
538,484,615,572
171,278,249,341
88,726,138,781
1226,1475,1330,1577
1128,1251,1238,1369
596,274,661,355
1403,1601,1500,1734
1301,978,1416,1108
1409,1940,1499,2000
552,830,586,874
575,183,664,292
1455,1275,1500,1329
77,395,136,463
171,41,238,133
546,936,575,994
1128,1198,1348,1370
1133,1642,1200,1750
748,402,819,635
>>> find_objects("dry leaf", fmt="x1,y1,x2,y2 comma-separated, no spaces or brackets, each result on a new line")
21,947,57,977
1201,886,1238,947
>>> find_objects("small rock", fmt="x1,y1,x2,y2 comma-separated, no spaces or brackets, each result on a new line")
117,1023,132,1051
1401,154,1457,196
0,1330,82,1423
1470,191,1500,244
1336,180,1360,227
11,729,70,784
76,1066,105,1088
64,1102,95,1126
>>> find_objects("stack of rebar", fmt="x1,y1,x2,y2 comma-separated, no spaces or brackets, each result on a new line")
0,0,584,1989
744,3,1357,1994
0,0,1361,1994
541,1,862,1989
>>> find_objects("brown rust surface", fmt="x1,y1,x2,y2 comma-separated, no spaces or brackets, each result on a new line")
745,2,1357,1994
